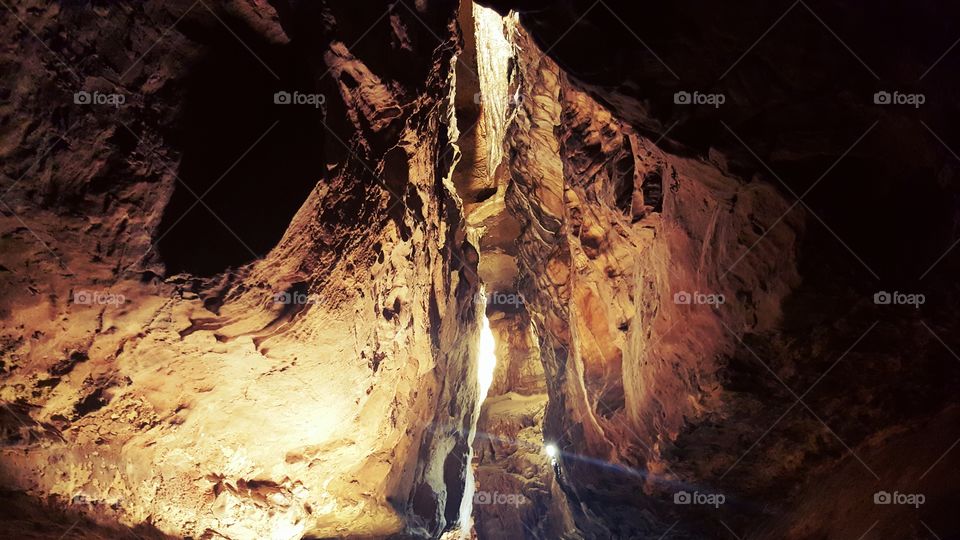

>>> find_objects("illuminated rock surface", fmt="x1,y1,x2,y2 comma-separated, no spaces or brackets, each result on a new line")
1,1,481,538
1,0,959,539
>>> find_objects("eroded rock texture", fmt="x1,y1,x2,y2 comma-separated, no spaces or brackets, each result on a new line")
0,1,483,538
471,1,960,539
2,0,959,538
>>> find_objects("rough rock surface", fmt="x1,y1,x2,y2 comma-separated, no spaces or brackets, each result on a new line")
0,1,484,538
2,0,959,538
472,1,960,538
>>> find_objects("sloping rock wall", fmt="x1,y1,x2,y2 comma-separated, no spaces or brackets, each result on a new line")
476,2,960,538
0,1,481,538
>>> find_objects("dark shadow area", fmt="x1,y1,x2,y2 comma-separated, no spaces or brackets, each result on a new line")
157,11,327,277
0,490,177,539
778,152,955,288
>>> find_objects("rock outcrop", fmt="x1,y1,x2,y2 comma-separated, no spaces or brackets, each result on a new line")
471,1,960,538
0,1,484,538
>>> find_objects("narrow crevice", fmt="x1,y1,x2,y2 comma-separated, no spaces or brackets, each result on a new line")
448,4,560,539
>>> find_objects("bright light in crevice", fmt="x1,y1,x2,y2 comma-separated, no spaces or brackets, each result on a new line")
544,443,558,459
456,3,513,537
473,2,516,179
477,312,497,402
457,292,500,538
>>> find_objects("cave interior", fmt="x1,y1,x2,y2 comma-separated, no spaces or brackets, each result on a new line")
0,0,959,539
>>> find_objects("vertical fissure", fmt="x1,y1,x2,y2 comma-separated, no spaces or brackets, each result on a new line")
447,3,566,539
444,1,520,537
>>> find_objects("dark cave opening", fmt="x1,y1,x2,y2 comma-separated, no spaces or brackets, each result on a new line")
156,15,327,277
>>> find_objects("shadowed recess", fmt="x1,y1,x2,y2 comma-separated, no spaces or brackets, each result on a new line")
157,11,327,277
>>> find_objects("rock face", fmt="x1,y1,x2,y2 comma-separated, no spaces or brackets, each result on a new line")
493,24,805,537
2,0,960,539
0,1,484,538
469,1,960,538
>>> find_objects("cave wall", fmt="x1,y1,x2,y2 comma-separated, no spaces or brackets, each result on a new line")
499,25,803,538
476,1,960,538
2,0,959,538
0,1,482,538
